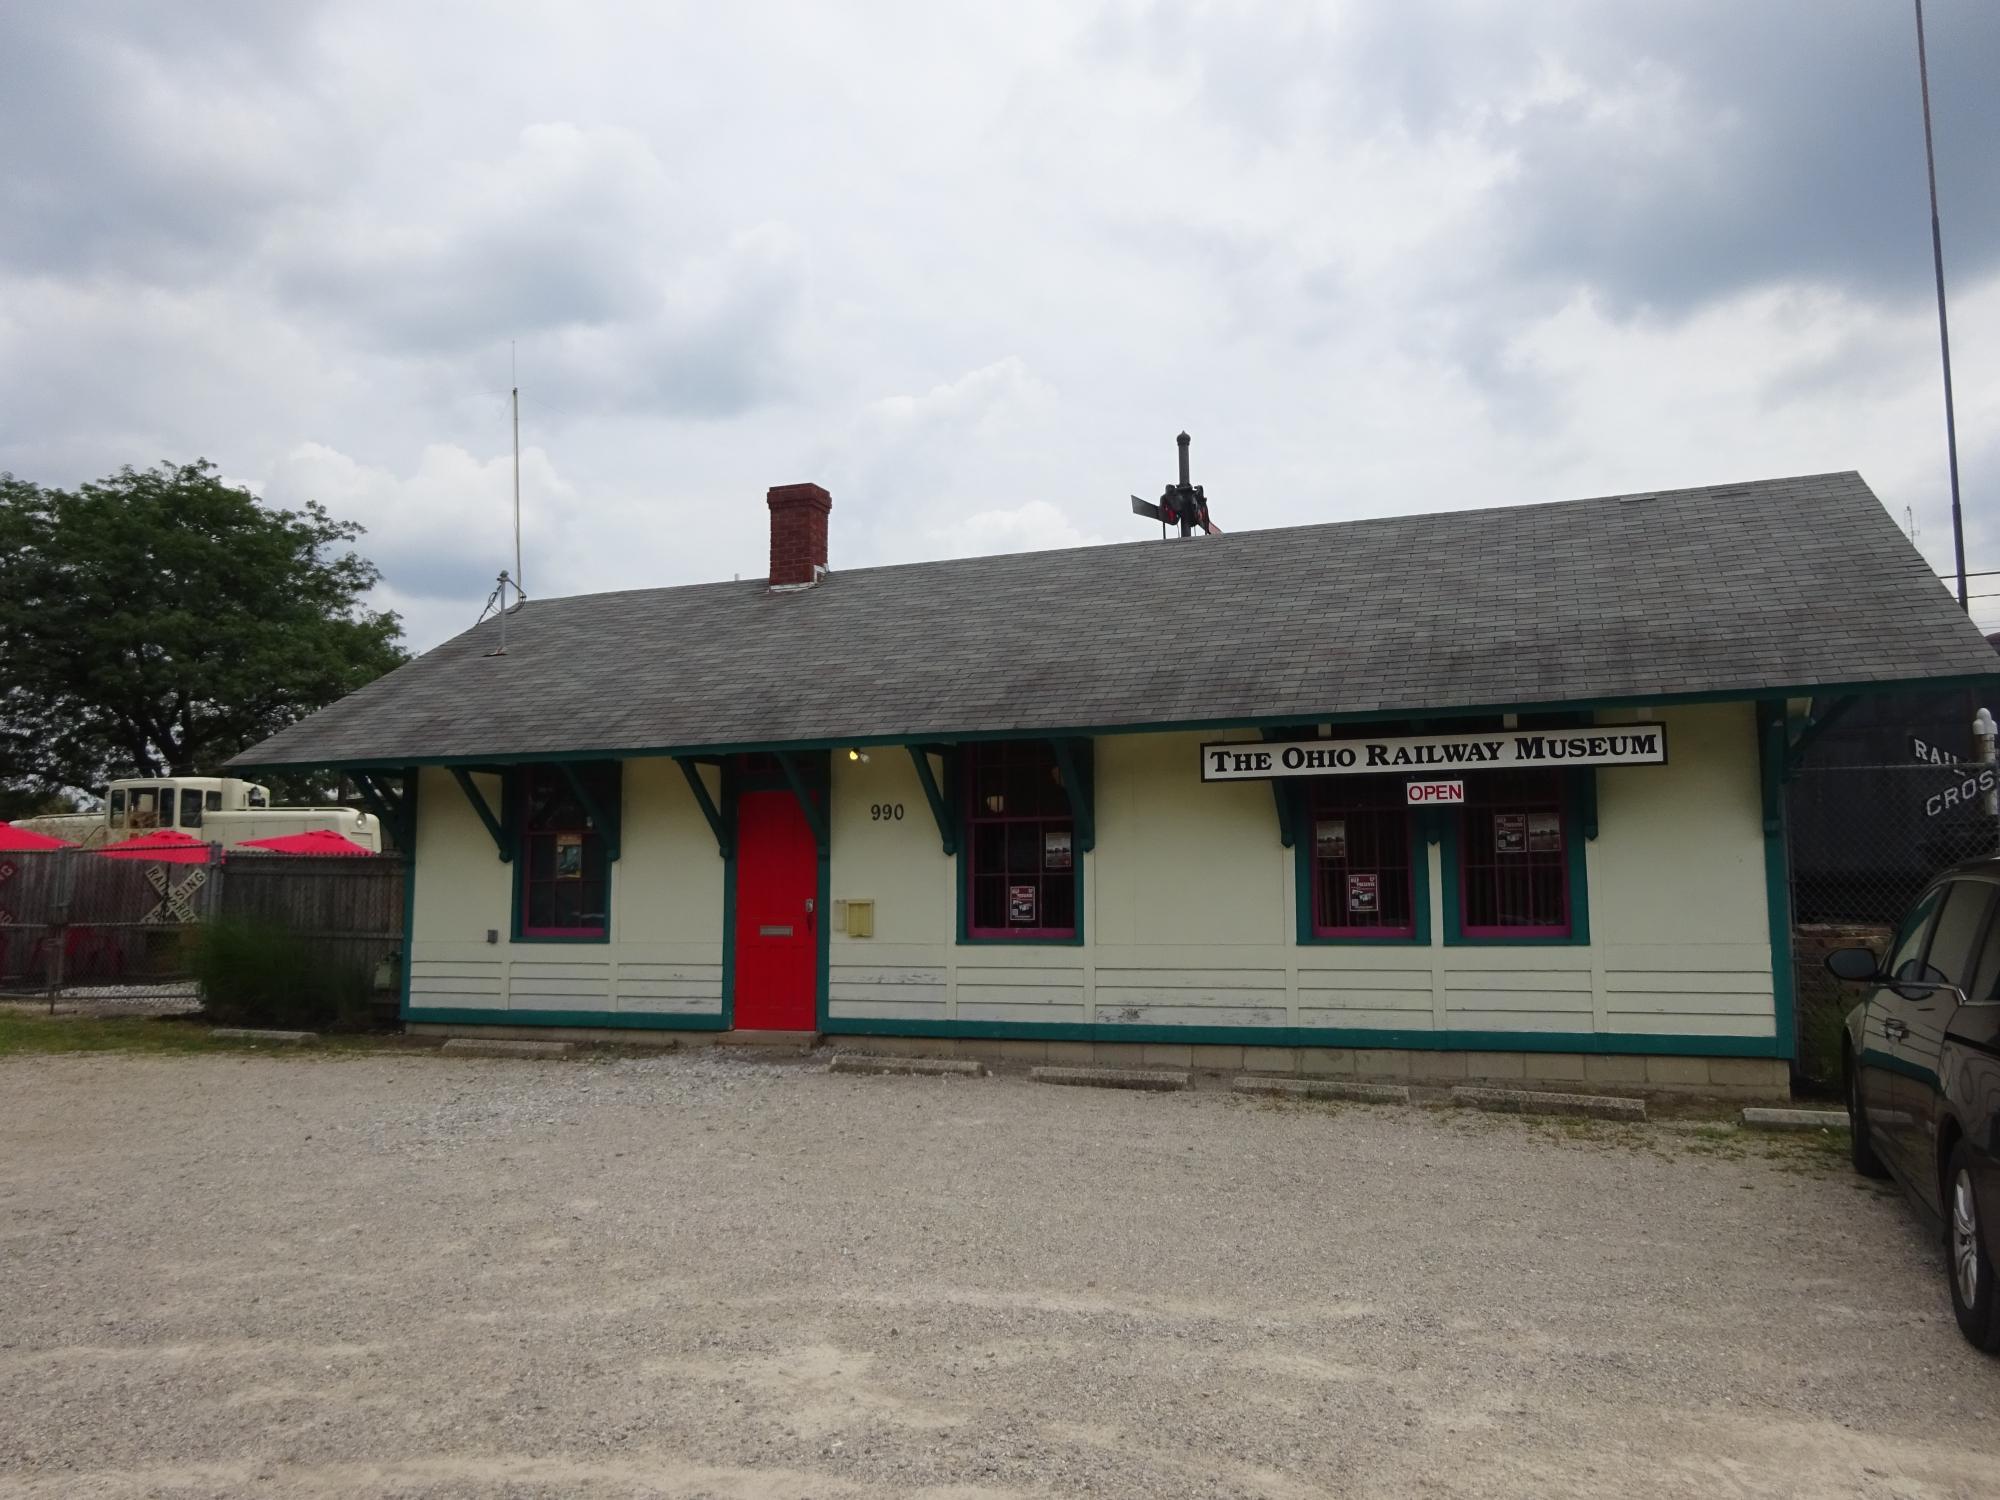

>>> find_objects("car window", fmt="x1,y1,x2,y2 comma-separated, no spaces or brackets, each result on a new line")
1923,880,1993,997
1965,888,2000,1003
1886,886,1945,983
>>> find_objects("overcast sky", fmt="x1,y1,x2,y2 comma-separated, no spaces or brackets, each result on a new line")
3,1,1997,647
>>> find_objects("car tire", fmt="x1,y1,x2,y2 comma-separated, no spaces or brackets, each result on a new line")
1945,1141,2000,1354
1847,1056,1889,1180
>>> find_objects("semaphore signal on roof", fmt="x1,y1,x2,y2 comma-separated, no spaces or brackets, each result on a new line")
1130,431,1222,538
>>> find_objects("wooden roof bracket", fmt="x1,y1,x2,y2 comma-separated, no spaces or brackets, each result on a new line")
775,750,828,852
449,766,512,862
558,762,620,863
906,745,958,856
1049,738,1094,853
674,757,730,859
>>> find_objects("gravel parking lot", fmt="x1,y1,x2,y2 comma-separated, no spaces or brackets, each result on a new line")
2,1049,1997,1500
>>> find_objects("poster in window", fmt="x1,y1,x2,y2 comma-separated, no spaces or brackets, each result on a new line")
555,832,584,880
1315,818,1348,860
1044,830,1072,870
1347,872,1379,915
1527,813,1562,853
1494,813,1526,855
1008,884,1037,924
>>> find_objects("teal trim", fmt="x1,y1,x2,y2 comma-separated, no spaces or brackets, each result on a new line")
1440,770,1592,946
450,766,511,861
775,750,828,849
814,838,832,1032
1050,737,1095,853
396,767,418,1022
231,671,2000,774
1758,699,1799,1062
674,757,730,858
558,761,621,862
408,1007,728,1031
719,761,740,1029
1260,728,1298,848
906,746,957,855
1292,794,1431,946
350,770,412,853
818,1015,1782,1058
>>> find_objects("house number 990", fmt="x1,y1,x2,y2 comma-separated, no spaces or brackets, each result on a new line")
870,803,905,821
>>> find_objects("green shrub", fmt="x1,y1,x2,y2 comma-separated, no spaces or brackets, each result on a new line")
191,919,373,1031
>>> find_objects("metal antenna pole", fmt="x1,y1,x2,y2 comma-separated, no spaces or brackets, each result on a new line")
1915,0,1967,610
511,342,524,601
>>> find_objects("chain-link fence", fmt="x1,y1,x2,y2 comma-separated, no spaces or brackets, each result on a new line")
0,848,406,1017
1787,761,2000,1089
0,846,220,1011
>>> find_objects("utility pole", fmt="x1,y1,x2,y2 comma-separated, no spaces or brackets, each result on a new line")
1915,0,1967,610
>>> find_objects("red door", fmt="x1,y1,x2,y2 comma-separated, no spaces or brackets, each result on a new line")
733,790,818,1030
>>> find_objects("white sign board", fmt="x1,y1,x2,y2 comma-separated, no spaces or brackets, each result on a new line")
1406,780,1464,805
1201,725,1668,782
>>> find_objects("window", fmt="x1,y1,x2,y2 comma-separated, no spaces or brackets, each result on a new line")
181,791,203,829
205,791,223,812
1305,775,1416,937
129,788,157,829
1884,886,1943,983
1458,770,1570,938
108,789,126,829
963,740,1078,939
516,764,618,939
158,787,176,828
1912,880,1991,1000
1962,885,2000,1003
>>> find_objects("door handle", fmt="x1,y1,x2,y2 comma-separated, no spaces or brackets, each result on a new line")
805,896,815,934
1883,1018,1909,1040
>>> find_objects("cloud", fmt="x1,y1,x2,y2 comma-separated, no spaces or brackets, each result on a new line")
0,0,1995,655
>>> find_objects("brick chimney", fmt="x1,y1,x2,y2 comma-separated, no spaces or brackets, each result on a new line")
766,482,831,587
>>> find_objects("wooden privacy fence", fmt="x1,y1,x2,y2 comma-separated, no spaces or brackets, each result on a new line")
216,854,406,992
0,848,405,1003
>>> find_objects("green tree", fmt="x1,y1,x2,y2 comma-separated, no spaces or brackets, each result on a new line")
0,460,407,801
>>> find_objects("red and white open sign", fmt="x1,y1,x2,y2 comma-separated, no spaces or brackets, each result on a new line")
1406,780,1465,805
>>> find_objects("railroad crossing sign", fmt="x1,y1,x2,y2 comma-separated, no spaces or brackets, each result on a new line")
141,864,209,924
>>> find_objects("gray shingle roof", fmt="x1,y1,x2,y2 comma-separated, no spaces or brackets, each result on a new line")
232,472,1999,769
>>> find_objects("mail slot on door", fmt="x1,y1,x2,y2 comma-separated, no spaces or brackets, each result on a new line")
1406,780,1465,805
758,924,794,937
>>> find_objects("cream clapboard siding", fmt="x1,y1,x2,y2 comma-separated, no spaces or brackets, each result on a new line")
407,759,726,1018
826,702,1776,1042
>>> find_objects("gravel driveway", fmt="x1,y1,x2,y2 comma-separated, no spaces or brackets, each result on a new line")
2,1049,1996,1499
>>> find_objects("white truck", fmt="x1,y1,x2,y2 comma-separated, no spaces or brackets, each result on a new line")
17,776,382,852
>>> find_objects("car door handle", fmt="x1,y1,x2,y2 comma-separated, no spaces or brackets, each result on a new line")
1883,1018,1910,1040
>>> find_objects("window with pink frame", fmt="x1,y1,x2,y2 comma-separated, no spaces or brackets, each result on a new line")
1457,769,1569,938
1305,776,1416,938
963,740,1076,939
518,764,614,938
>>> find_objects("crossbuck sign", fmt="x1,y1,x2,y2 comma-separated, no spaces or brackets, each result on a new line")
1201,725,1669,782
141,864,209,924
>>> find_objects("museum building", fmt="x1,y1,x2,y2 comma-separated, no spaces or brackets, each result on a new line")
232,472,2000,1095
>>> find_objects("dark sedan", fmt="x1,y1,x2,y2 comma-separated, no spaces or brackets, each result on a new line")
1830,861,2000,1352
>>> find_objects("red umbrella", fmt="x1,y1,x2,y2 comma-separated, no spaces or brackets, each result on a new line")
236,828,376,856
97,829,213,864
0,822,73,851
